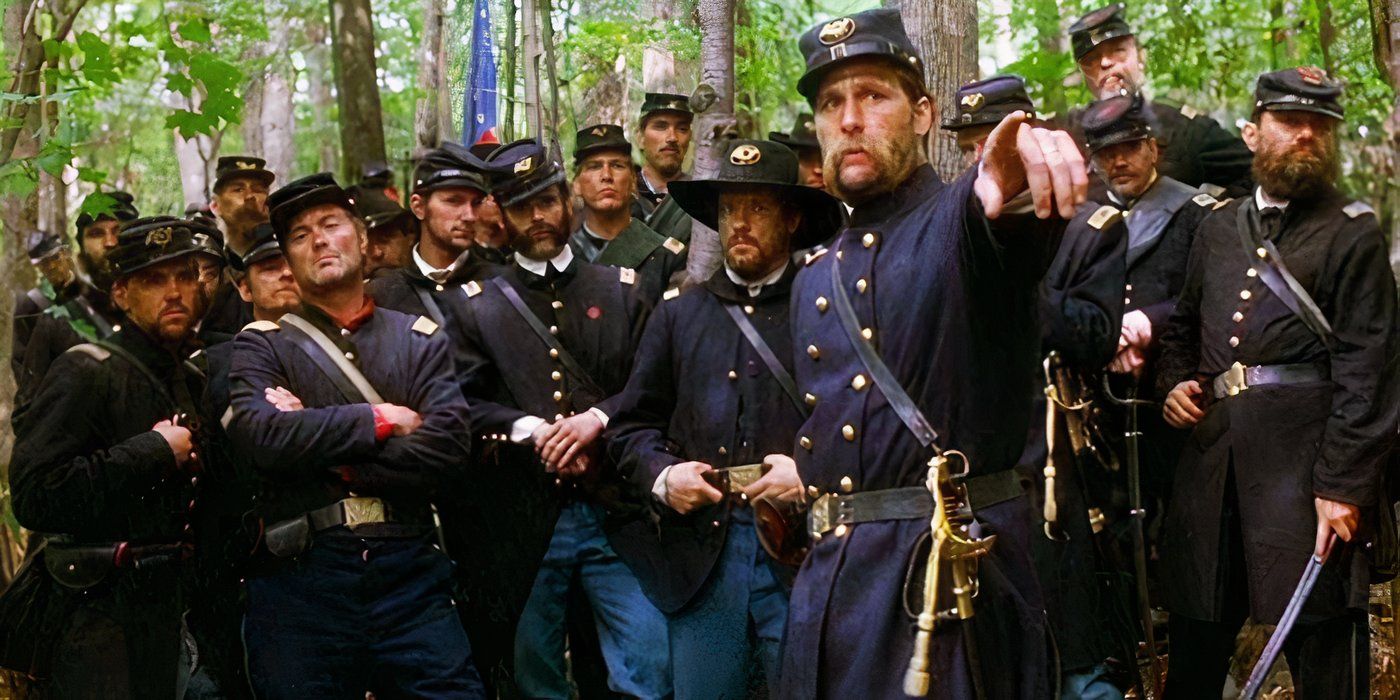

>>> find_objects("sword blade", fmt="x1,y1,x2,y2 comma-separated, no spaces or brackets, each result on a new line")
1240,539,1332,700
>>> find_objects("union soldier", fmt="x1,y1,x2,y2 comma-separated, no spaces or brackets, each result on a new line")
351,184,418,279
769,112,826,189
608,138,843,697
12,191,135,401
635,92,698,244
949,77,1134,698
467,139,517,265
570,123,688,301
227,173,485,697
439,139,670,699
365,141,501,321
9,216,212,696
360,159,400,203
203,155,276,340
1064,3,1253,196
1156,68,1398,698
781,8,1087,697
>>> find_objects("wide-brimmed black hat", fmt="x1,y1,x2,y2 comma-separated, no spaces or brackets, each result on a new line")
1068,4,1133,61
668,139,843,249
574,124,632,164
796,9,923,101
639,93,692,124
414,141,491,195
227,222,284,272
108,216,208,279
212,156,276,192
484,138,567,209
1080,93,1154,153
266,172,356,243
768,112,819,151
75,191,139,234
942,75,1036,131
26,231,66,264
1254,66,1344,120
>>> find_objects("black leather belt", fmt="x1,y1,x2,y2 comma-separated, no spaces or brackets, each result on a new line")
807,469,1025,538
1210,361,1328,400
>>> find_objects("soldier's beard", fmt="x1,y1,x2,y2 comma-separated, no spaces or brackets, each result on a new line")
510,223,567,261
1252,136,1339,203
823,127,922,206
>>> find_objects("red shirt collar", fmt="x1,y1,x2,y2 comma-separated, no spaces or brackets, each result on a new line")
328,296,376,332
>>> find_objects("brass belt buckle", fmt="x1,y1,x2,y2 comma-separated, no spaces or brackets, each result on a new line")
342,497,386,530
1225,361,1248,396
808,494,833,539
724,464,766,492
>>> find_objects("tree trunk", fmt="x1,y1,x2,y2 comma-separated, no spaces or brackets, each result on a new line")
414,0,446,149
241,57,266,157
502,0,517,141
686,0,735,282
521,0,542,138
643,0,695,95
886,0,978,180
306,18,339,174
328,0,388,182
1369,0,1399,274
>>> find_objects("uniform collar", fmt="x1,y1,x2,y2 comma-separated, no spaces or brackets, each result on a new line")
413,243,459,281
515,245,575,276
723,262,789,297
1255,186,1290,212
706,262,796,304
1106,171,1159,211
301,295,376,333
848,164,941,228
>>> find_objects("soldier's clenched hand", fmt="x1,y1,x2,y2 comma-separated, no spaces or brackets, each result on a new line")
153,419,194,465
1163,380,1205,428
743,454,803,506
538,412,604,472
665,462,724,515
975,111,1087,220
373,403,423,437
1314,497,1360,558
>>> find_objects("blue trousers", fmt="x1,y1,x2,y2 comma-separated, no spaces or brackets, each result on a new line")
514,502,671,699
243,532,484,699
670,513,789,700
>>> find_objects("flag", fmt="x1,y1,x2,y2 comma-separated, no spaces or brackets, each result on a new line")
462,0,499,146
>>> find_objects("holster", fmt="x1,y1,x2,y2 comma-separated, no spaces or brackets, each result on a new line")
43,544,117,591
262,514,311,559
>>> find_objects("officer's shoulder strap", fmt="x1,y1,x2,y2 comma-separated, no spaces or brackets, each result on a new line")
1343,200,1376,220
662,237,685,254
1179,104,1200,119
1087,205,1122,231
242,319,280,333
411,316,439,335
462,280,484,298
803,246,829,266
662,287,681,301
1192,193,1219,208
1212,198,1234,210
619,267,636,285
65,342,111,362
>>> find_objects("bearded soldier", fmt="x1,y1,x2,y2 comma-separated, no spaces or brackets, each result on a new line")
1156,67,1397,698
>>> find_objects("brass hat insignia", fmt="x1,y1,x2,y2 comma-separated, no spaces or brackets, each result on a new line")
513,157,534,174
729,144,762,165
591,126,607,137
1296,66,1327,85
961,93,986,112
819,17,855,45
145,227,173,248
235,161,257,170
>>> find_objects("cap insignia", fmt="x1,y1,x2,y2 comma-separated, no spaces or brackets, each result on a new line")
961,93,985,112
819,17,855,45
729,144,762,166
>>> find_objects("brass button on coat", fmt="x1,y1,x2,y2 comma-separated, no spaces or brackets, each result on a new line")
800,436,813,450
807,345,820,359
851,374,868,391
840,476,853,492
842,425,856,441
815,296,829,312
862,232,877,248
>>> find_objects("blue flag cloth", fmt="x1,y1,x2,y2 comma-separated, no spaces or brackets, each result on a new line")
462,0,498,146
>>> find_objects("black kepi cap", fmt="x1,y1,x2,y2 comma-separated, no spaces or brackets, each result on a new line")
1253,66,1344,120
1080,93,1154,153
483,139,567,209
212,156,276,192
942,75,1036,131
107,216,207,279
266,173,356,243
768,112,819,151
1068,4,1134,61
796,9,923,101
574,124,632,163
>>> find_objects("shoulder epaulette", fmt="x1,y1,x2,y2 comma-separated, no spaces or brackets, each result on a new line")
411,316,439,335
1212,198,1233,210
463,280,483,298
662,287,681,301
1343,201,1376,219
662,237,685,254
804,246,829,266
1199,183,1227,198
242,320,280,333
1087,205,1122,231
1192,193,1218,208
1179,104,1199,119
619,267,636,285
67,343,110,362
